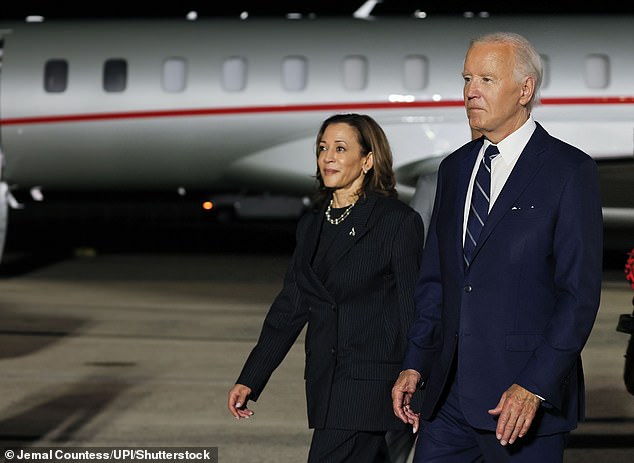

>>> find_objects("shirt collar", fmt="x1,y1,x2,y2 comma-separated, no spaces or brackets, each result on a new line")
484,116,536,165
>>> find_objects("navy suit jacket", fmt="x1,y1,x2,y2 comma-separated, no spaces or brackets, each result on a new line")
238,194,424,431
402,123,603,435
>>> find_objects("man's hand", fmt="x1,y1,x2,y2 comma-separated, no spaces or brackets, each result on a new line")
392,369,422,433
488,383,541,446
228,383,254,419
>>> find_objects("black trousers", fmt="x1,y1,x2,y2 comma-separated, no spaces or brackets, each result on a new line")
307,429,392,463
307,428,416,463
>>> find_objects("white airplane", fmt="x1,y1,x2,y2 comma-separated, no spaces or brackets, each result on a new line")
1,13,633,261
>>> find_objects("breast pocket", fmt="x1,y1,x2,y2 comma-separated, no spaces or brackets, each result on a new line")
509,206,546,219
504,206,554,261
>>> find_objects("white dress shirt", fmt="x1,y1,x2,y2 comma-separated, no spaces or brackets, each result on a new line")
462,117,537,245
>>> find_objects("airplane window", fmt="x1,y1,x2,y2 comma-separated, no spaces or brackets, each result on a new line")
540,55,549,89
222,57,247,91
342,55,368,90
585,54,610,89
44,59,68,93
282,56,307,91
403,55,428,90
162,58,187,93
103,59,127,93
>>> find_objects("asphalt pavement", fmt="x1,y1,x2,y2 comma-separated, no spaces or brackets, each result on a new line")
0,249,632,462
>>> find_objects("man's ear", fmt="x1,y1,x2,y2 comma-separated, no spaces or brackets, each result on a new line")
519,76,535,106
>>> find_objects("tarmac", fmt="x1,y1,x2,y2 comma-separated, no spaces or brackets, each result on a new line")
0,244,633,462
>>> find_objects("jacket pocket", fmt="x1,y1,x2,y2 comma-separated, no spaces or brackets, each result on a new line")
509,206,547,219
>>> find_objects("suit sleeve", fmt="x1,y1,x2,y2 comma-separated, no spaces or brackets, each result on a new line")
391,210,425,350
235,224,309,401
515,157,603,409
401,163,446,380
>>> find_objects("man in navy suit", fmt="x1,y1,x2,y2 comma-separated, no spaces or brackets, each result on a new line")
392,32,603,462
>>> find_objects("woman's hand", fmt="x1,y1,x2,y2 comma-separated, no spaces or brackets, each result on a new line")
228,383,254,419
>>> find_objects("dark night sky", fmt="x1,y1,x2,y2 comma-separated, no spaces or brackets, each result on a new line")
2,1,634,20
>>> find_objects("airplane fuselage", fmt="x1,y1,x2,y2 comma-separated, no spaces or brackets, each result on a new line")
1,16,632,199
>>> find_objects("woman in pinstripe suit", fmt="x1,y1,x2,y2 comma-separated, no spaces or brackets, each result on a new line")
228,113,425,462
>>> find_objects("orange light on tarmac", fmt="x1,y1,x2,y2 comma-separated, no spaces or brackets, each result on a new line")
202,201,214,210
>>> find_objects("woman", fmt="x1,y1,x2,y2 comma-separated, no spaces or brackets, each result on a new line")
227,113,424,462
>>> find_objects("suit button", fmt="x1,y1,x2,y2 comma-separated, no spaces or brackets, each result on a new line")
330,347,336,356
464,285,472,293
332,304,337,312
308,306,312,312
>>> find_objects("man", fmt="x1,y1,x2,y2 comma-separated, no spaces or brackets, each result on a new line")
392,32,603,462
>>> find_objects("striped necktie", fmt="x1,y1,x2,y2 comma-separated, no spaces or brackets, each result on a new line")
464,144,499,267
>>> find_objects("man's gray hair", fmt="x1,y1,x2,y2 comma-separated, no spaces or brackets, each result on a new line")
471,32,543,110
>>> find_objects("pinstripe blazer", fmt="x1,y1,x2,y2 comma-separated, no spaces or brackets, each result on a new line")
236,193,424,431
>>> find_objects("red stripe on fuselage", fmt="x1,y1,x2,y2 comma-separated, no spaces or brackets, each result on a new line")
1,97,633,126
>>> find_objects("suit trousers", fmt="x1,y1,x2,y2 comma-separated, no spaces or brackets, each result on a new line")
308,429,392,463
413,375,568,463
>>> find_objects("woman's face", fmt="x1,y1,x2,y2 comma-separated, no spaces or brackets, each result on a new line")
318,123,372,199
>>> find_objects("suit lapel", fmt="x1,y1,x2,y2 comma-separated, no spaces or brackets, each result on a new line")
319,194,377,277
470,125,549,263
297,202,336,303
297,194,377,302
301,204,324,268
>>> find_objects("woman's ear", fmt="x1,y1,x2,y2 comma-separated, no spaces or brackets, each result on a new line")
364,152,374,172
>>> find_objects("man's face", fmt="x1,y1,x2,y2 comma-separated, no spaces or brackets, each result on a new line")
462,42,529,142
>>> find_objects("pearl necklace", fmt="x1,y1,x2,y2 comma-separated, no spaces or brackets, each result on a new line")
325,199,355,225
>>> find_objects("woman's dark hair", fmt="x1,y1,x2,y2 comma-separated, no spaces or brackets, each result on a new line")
313,113,397,209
